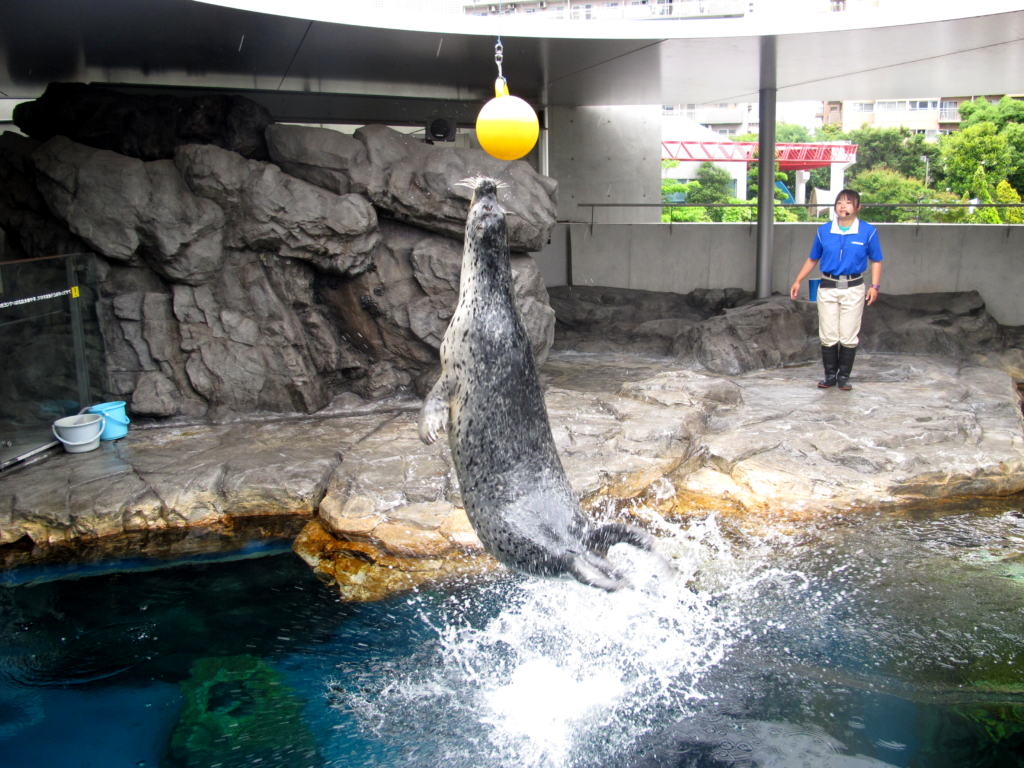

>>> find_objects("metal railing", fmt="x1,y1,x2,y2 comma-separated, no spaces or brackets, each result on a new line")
576,201,1024,227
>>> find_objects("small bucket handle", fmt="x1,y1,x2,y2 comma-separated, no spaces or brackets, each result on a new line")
53,415,105,447
83,404,130,427
101,412,130,427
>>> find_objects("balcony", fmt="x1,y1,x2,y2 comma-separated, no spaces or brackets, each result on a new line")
939,109,961,122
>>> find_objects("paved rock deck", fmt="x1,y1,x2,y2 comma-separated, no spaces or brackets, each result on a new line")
2,352,1022,599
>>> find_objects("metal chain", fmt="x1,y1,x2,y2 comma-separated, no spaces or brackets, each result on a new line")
495,40,504,81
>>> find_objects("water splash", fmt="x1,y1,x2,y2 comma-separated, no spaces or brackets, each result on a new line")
335,513,758,767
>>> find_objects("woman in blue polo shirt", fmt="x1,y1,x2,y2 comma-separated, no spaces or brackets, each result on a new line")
789,189,883,390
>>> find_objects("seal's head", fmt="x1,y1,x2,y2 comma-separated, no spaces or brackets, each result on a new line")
457,176,509,248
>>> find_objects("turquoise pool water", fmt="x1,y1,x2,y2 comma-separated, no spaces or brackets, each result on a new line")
1,505,1023,767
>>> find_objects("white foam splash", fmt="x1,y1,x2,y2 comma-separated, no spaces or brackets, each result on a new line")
337,513,761,767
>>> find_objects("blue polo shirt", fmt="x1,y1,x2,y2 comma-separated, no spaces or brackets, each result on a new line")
809,218,883,277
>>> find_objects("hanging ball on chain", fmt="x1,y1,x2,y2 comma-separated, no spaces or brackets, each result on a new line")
476,78,539,162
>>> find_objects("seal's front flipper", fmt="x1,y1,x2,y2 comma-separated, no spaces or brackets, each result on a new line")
419,375,452,444
568,553,631,592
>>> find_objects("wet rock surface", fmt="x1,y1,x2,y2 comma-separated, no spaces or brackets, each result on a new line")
2,352,1022,600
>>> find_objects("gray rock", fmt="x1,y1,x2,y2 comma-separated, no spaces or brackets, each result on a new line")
268,124,558,252
552,286,1019,376
32,136,226,284
0,131,86,258
174,143,380,275
266,124,367,196
550,285,754,356
861,290,1004,357
673,297,819,375
13,82,272,161
132,371,182,417
314,220,556,398
171,251,331,416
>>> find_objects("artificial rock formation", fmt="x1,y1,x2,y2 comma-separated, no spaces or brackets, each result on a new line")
267,123,558,251
550,286,1017,375
13,82,274,161
0,101,559,418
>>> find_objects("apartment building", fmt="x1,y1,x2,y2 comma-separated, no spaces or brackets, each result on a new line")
461,1,746,20
661,103,758,137
833,96,1022,137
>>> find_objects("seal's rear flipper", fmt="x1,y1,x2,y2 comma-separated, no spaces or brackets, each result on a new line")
584,523,677,579
584,523,655,555
568,554,631,592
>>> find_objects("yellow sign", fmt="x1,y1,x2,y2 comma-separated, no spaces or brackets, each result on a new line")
71,286,79,298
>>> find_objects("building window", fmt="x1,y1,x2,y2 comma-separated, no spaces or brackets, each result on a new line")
908,100,938,111
939,100,960,121
852,102,874,113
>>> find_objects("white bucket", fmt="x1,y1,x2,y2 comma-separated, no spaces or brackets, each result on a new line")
52,413,105,454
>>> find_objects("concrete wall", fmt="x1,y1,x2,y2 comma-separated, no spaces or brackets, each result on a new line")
555,222,1024,326
532,223,570,288
547,105,662,225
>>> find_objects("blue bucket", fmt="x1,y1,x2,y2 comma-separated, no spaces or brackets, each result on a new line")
809,278,821,302
88,401,130,441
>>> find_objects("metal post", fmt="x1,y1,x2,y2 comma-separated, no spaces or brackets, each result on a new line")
66,255,91,410
756,36,777,300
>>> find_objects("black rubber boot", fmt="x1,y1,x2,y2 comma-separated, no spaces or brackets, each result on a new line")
837,345,857,390
818,344,840,388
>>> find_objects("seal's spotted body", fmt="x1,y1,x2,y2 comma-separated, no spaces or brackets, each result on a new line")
419,177,666,591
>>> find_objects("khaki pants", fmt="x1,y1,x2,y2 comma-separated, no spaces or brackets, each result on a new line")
817,283,866,347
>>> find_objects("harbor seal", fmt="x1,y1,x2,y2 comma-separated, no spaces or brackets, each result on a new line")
418,176,669,591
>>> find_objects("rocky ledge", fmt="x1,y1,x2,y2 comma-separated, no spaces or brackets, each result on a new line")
2,350,1022,600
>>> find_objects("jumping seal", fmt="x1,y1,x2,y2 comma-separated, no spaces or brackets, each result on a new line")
418,177,668,591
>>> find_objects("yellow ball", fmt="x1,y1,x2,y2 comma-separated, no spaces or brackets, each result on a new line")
476,80,539,162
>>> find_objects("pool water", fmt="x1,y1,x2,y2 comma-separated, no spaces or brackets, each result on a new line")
1,505,1023,768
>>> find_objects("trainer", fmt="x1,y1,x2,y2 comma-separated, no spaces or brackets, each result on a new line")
789,189,883,390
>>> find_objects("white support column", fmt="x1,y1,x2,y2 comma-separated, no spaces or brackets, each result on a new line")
795,170,810,205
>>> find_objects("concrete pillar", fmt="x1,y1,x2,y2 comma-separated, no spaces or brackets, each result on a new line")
756,36,777,300
830,161,849,196
795,170,810,205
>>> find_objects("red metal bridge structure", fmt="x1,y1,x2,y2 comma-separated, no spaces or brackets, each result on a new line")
662,141,858,171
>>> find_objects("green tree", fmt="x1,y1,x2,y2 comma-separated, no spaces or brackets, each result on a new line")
813,124,847,141
957,98,1000,129
968,166,1002,224
999,122,1024,193
661,178,712,222
848,168,930,223
995,179,1024,224
845,126,939,183
940,123,1013,196
960,96,1024,131
733,123,813,144
776,122,812,143
663,206,713,223
687,162,734,204
685,162,737,221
